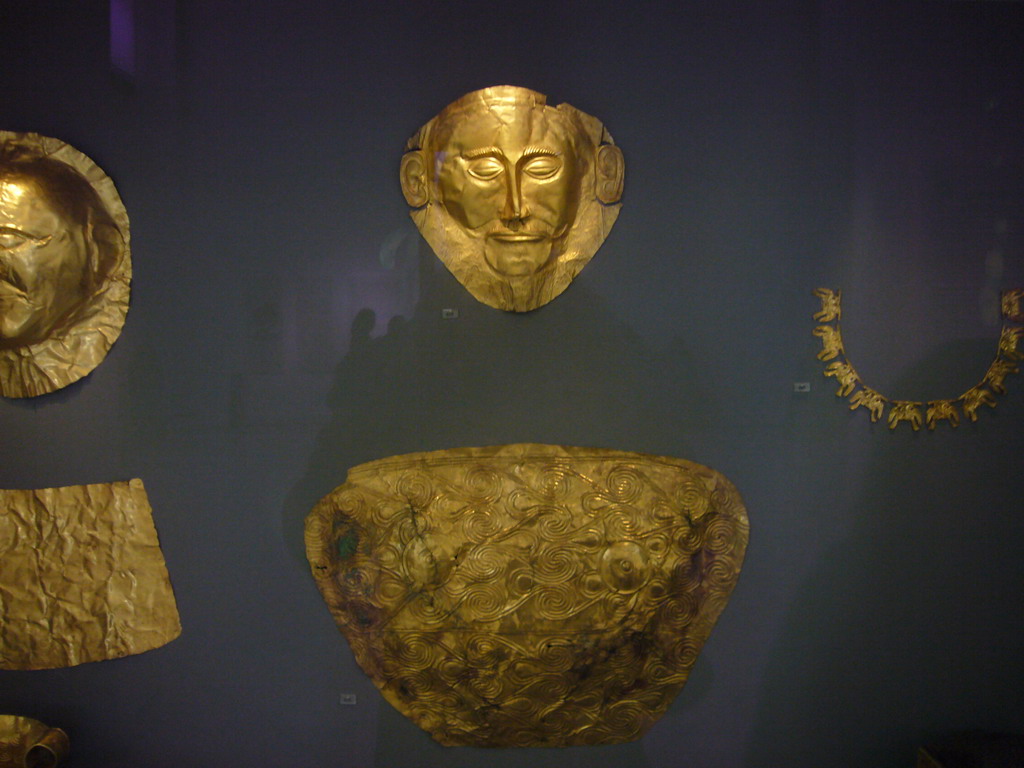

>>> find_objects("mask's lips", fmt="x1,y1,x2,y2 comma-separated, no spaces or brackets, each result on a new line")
489,233,546,243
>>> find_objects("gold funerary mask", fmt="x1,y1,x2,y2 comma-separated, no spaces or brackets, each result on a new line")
306,444,748,747
401,87,625,312
0,132,130,398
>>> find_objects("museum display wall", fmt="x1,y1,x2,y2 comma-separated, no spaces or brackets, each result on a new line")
2,1,1023,766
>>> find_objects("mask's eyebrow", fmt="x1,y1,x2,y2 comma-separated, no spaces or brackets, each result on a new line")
462,146,505,160
521,146,560,158
0,224,48,241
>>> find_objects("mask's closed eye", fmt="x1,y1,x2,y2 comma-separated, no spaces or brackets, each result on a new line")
466,157,505,181
0,227,49,250
521,155,561,180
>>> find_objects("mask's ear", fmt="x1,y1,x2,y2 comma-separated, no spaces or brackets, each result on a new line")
595,144,624,205
83,207,125,292
400,150,430,208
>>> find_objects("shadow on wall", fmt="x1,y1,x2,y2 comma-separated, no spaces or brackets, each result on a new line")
279,238,717,765
281,238,713,567
745,338,1024,768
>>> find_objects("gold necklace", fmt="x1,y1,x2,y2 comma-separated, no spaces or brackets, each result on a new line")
812,288,1023,430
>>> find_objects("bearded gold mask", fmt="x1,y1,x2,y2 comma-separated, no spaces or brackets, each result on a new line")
400,87,624,312
0,132,130,398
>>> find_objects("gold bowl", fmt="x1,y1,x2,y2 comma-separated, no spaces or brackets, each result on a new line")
305,444,749,747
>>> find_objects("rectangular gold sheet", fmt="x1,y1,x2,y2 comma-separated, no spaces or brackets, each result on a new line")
0,478,180,669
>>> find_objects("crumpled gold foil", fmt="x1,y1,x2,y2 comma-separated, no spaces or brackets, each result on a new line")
306,444,748,747
0,716,68,768
401,87,624,312
0,131,131,398
0,479,180,670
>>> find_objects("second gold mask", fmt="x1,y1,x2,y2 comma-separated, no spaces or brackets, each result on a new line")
0,132,130,398
401,86,625,312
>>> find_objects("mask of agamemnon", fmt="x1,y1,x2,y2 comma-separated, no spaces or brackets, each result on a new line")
0,132,130,398
401,87,625,312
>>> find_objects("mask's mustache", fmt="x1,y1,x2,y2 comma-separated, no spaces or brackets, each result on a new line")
485,223,568,240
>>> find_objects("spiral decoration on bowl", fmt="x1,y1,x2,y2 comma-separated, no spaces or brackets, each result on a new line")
305,444,749,747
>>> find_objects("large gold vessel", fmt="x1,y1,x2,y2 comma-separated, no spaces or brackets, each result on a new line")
306,444,748,746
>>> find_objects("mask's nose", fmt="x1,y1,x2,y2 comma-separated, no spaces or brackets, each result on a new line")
501,171,530,224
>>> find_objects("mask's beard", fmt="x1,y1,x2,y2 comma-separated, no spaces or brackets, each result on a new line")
410,179,619,313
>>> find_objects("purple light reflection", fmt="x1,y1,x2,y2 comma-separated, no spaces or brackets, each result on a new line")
110,0,136,76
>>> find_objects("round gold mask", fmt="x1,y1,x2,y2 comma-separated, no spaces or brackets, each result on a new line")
401,86,625,312
0,132,130,398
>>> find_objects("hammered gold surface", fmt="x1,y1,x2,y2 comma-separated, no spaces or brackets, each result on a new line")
401,87,624,312
306,444,749,747
0,716,68,768
0,479,181,670
0,131,130,398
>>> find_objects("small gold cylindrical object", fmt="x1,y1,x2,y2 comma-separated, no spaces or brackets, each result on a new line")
0,716,69,768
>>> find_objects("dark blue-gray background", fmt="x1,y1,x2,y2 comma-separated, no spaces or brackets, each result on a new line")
2,1,1022,766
